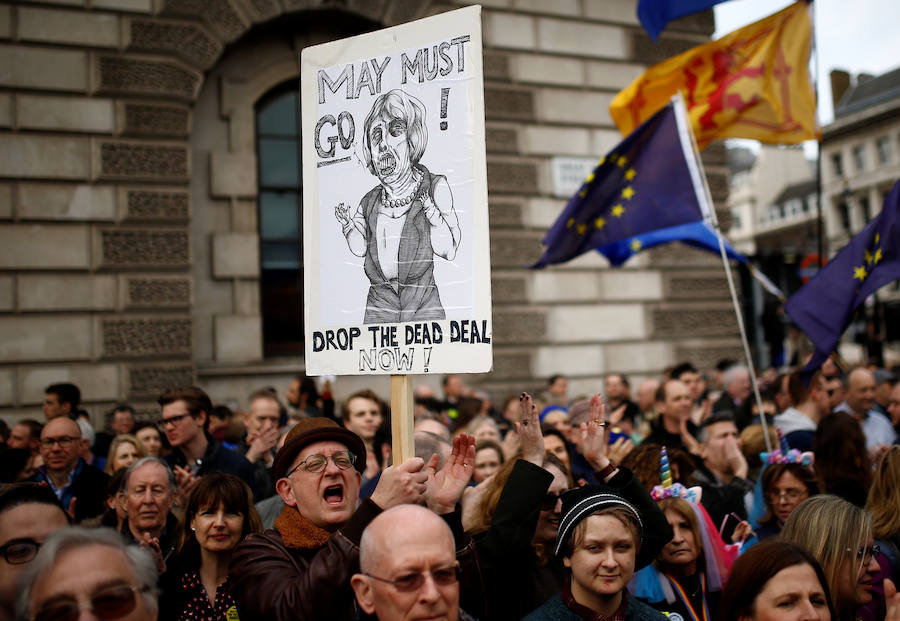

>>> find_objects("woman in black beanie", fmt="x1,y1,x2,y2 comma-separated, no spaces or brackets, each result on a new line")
524,482,671,620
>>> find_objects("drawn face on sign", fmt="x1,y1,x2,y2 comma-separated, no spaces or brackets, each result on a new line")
368,116,410,186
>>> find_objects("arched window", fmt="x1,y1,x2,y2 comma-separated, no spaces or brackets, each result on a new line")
256,81,302,356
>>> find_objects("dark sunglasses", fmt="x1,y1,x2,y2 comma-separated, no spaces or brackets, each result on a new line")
32,585,143,621
540,492,564,510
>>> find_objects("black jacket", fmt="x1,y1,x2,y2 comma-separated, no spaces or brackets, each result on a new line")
165,435,259,500
474,461,672,621
30,459,109,523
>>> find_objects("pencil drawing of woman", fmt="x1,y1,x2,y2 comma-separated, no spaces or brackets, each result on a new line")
334,89,461,324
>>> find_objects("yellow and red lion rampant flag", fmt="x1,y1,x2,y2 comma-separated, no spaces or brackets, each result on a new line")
610,1,817,149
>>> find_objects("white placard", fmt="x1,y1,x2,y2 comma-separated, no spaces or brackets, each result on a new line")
301,6,492,376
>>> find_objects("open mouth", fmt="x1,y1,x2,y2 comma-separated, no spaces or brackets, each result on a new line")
377,153,397,177
323,484,344,505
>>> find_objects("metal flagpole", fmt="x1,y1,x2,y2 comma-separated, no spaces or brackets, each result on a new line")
671,94,774,455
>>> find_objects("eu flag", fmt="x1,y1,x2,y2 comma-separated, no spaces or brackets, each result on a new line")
786,179,900,372
597,220,742,266
532,100,708,269
638,0,731,43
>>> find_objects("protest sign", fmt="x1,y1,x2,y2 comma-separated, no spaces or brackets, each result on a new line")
301,6,492,376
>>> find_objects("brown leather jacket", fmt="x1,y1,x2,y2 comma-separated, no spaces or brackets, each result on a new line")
229,499,484,620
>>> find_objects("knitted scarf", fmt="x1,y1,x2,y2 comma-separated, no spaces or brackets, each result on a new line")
273,504,333,550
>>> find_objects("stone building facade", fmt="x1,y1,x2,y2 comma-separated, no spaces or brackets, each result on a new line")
0,0,738,424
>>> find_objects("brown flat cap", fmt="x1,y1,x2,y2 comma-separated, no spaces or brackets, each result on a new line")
272,417,366,480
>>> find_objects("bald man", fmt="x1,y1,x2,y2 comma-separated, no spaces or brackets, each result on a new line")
836,367,897,450
352,505,464,621
29,417,109,522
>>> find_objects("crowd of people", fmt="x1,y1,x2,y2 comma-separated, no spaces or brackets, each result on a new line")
1,359,900,620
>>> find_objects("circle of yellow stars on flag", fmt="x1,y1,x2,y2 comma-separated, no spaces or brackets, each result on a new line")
566,153,638,235
853,232,883,282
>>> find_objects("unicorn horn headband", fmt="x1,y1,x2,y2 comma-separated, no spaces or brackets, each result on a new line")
759,428,814,466
650,446,702,503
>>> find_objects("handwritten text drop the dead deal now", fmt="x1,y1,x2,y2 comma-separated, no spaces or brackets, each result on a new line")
314,35,471,160
312,320,490,352
313,320,489,373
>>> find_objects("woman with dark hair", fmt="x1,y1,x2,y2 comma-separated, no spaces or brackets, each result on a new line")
756,462,819,540
717,539,835,620
541,426,573,472
159,473,263,619
620,443,695,492
82,467,128,530
813,413,870,507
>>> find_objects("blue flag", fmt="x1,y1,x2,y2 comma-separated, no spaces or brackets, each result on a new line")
532,100,707,269
597,220,742,266
638,0,731,43
786,179,900,372
596,220,784,298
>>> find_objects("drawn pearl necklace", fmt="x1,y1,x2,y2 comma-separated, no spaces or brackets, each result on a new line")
380,171,422,217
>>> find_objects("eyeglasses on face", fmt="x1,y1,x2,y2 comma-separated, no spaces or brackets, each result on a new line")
32,584,144,621
364,564,460,592
156,412,193,430
287,450,356,476
849,544,881,564
768,489,807,502
39,436,78,449
0,538,39,564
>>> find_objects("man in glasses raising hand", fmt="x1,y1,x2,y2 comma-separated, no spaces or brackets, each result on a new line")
230,417,481,620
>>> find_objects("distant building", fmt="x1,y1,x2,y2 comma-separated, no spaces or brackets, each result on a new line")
823,67,900,250
821,66,900,363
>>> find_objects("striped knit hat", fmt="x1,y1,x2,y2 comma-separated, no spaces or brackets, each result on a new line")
554,484,643,557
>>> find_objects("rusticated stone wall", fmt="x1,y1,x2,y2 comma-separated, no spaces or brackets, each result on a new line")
0,0,740,420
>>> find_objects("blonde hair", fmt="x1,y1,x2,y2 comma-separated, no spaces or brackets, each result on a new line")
781,495,872,612
104,434,147,475
867,446,900,539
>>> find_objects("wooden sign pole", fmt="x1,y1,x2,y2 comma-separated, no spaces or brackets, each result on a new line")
390,374,415,463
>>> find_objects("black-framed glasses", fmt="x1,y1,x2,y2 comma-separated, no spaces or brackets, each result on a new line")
286,450,356,476
156,412,193,430
32,584,143,621
849,544,881,564
540,492,564,511
364,564,460,592
39,436,78,449
0,538,39,564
